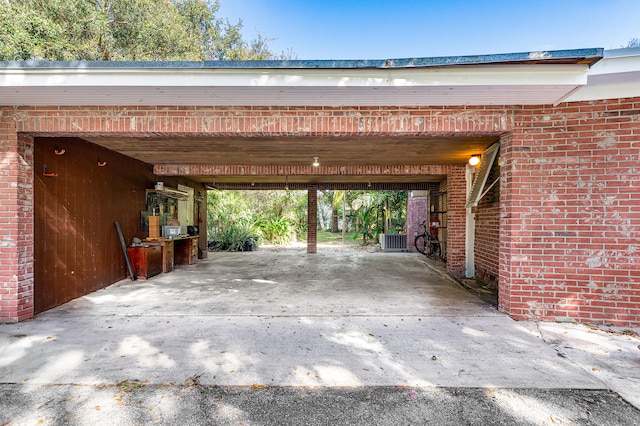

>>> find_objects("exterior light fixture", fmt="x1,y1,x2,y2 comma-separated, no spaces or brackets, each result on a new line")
312,157,320,167
468,155,481,166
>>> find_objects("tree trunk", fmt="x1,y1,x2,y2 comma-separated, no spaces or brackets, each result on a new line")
384,198,390,234
331,208,339,233
342,195,347,241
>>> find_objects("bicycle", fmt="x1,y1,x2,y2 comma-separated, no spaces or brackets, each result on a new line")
414,220,441,258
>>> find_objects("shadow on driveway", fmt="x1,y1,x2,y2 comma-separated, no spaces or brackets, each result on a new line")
1,251,638,424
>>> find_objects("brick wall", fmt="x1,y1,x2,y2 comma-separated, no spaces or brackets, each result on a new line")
12,106,512,137
407,194,428,250
0,111,34,322
501,99,640,326
474,197,500,286
307,185,318,253
446,166,467,277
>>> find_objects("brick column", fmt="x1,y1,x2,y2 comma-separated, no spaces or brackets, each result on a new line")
446,166,467,277
498,132,516,318
0,110,34,323
407,192,428,250
307,185,318,253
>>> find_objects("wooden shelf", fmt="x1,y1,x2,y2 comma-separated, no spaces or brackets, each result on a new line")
146,189,188,200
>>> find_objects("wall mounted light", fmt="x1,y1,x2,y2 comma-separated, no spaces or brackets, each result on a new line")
97,158,107,167
367,181,372,188
312,157,320,167
468,155,481,166
54,145,66,155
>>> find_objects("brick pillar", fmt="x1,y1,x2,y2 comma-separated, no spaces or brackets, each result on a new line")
307,185,318,253
407,192,428,250
497,133,514,317
0,110,34,323
446,166,467,277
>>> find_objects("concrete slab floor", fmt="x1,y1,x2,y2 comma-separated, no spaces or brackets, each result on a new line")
1,250,639,424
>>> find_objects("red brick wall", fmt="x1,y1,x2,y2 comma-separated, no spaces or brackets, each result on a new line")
12,106,512,137
407,194,428,250
446,166,467,277
500,99,640,326
474,197,500,286
0,113,34,322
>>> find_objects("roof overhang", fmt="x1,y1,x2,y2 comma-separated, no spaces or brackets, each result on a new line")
565,47,640,102
0,48,603,107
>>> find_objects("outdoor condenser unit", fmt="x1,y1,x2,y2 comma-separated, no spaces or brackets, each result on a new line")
379,234,407,252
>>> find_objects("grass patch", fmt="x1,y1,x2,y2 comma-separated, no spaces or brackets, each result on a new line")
316,230,362,244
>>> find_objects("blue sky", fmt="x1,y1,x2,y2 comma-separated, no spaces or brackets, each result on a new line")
218,0,640,59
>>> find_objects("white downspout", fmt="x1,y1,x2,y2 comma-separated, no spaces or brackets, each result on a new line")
465,164,475,278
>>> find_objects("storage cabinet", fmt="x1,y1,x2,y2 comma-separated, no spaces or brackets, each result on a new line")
173,236,198,265
127,245,162,280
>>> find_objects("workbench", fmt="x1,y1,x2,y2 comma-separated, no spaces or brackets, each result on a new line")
145,235,198,266
128,235,199,279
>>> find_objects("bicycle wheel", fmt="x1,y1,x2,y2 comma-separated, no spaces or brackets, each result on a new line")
430,241,441,258
414,234,427,255
425,239,434,257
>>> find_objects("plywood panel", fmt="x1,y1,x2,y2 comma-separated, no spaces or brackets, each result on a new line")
34,138,156,314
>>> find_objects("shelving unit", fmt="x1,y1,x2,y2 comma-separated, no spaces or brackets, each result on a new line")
143,189,188,230
429,190,447,259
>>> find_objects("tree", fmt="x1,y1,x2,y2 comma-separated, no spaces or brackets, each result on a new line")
348,190,407,246
320,190,346,233
207,190,307,249
0,0,278,61
626,38,640,48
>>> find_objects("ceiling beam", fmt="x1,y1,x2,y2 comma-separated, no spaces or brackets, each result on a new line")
154,164,458,177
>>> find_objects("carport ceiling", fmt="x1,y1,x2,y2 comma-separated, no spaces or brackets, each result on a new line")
85,134,499,185
85,135,498,166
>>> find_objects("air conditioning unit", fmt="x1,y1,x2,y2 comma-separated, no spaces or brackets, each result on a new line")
379,234,407,252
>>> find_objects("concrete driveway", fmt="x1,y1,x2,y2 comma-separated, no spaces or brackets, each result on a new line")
1,250,639,425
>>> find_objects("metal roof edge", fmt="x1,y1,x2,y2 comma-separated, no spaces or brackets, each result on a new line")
0,48,603,70
604,46,640,58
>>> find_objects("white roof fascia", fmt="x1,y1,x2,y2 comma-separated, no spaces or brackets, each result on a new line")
0,64,587,87
565,48,640,102
0,64,589,107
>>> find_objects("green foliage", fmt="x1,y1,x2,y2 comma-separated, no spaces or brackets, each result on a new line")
350,196,378,245
207,190,307,250
0,0,279,61
626,38,640,48
208,189,405,249
254,216,295,245
348,190,407,245
207,190,257,251
318,189,407,244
